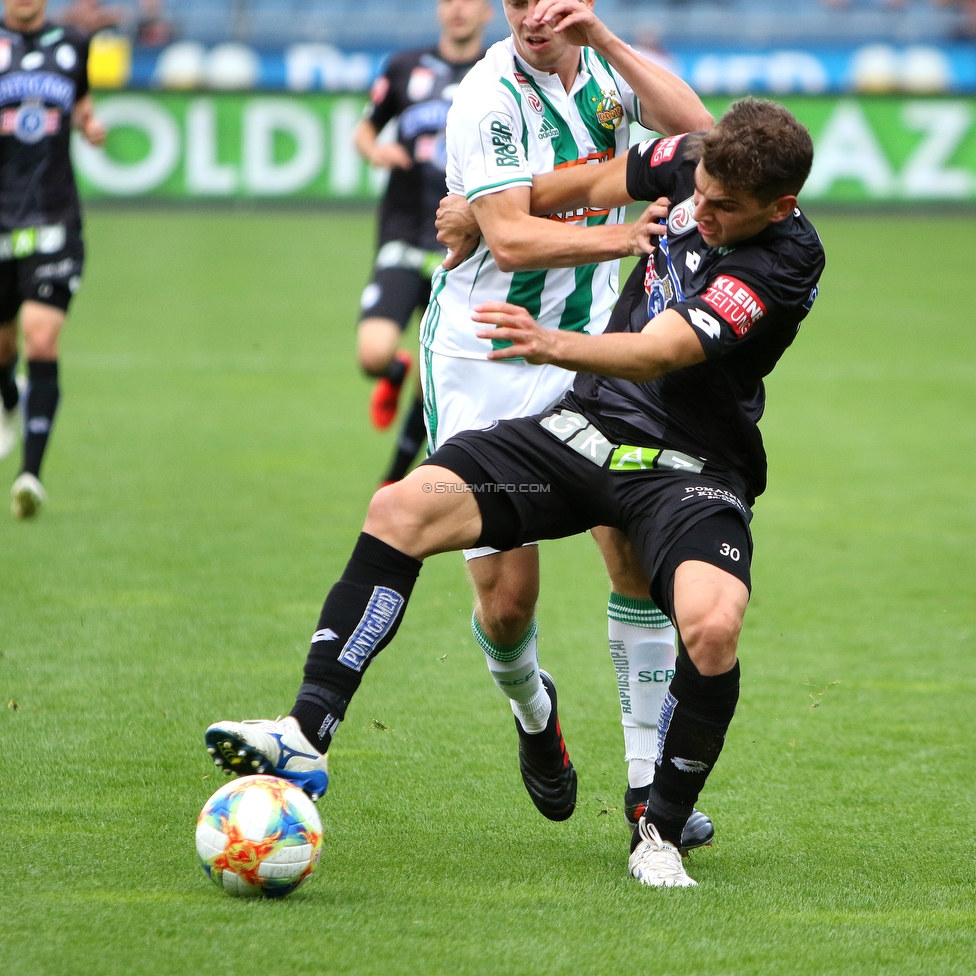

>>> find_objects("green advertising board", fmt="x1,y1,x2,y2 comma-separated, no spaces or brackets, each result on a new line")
75,93,976,203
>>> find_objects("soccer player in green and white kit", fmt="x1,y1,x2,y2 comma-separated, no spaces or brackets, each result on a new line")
423,0,714,836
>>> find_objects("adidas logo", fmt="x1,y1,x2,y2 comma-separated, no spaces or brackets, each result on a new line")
312,628,339,643
539,117,559,140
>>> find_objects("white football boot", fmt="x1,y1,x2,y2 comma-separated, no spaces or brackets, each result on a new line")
11,472,46,519
628,818,698,888
205,716,329,801
0,375,24,461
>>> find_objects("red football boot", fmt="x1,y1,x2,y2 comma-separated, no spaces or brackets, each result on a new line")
369,351,412,430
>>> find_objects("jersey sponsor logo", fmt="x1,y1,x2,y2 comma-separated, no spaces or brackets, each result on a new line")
637,138,653,156
667,195,697,236
687,307,721,339
34,257,77,281
369,74,389,105
399,99,450,140
0,71,75,110
595,90,623,130
338,585,405,673
0,40,10,73
481,114,521,168
513,71,544,115
546,149,614,221
650,133,686,167
407,66,436,102
685,250,701,273
701,275,767,336
55,44,76,71
538,116,559,140
2,100,60,143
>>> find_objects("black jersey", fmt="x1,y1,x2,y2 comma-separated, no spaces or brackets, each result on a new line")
569,134,825,503
366,46,481,252
0,23,89,232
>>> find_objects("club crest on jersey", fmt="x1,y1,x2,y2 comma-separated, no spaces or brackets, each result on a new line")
0,40,10,73
594,90,623,130
407,66,435,102
513,72,544,115
702,275,767,337
2,99,59,144
667,195,697,237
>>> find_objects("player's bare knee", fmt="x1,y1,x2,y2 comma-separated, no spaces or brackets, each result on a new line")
363,482,425,550
478,587,535,638
680,608,742,675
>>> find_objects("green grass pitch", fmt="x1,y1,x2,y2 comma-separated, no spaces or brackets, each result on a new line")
0,209,974,975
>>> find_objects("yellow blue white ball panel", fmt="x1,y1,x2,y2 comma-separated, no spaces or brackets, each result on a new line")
195,775,323,898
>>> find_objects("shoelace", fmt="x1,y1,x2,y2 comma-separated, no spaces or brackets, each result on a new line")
631,820,688,882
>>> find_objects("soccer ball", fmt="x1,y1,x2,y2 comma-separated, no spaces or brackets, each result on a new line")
195,775,323,898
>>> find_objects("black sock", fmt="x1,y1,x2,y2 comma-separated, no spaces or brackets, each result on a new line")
22,359,59,478
383,356,407,386
290,532,423,752
382,397,427,483
0,355,18,411
641,649,740,846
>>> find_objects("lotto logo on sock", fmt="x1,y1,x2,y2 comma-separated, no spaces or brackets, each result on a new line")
339,586,404,672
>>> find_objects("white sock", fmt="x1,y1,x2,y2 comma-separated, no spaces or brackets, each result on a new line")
472,614,551,733
607,592,676,788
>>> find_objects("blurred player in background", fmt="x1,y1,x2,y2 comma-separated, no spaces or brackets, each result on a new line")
353,0,494,486
0,0,105,518
427,0,714,837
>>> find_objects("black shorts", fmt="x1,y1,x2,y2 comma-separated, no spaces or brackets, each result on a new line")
0,225,85,321
423,403,753,622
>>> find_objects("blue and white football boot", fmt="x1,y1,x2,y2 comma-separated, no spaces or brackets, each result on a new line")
204,716,329,801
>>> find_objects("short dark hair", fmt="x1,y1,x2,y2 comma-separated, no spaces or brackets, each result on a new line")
685,98,814,204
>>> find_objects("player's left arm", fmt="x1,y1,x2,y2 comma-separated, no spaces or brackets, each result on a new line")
530,0,713,135
72,95,105,147
472,303,705,382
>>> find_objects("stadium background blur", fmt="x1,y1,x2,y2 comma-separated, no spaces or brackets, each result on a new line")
1,3,974,975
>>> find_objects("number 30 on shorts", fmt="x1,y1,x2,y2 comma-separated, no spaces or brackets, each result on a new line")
720,542,741,562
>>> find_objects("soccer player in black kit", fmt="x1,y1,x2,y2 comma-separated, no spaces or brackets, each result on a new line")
0,0,104,518
353,0,492,485
205,99,825,888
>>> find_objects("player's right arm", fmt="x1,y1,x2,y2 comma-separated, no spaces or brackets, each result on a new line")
470,184,656,271
353,56,412,170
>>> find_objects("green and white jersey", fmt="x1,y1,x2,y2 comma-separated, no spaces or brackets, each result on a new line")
420,36,643,361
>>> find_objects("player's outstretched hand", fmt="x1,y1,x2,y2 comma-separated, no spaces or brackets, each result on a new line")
83,116,107,147
527,0,614,50
628,197,671,255
437,194,481,270
369,143,413,170
473,302,556,364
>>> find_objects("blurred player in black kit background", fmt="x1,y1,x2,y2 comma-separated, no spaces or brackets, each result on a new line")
352,0,493,486
0,0,104,518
